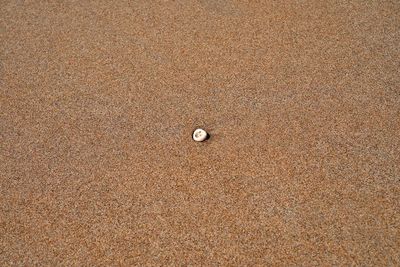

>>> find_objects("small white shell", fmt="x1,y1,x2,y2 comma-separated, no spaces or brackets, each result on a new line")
192,128,208,142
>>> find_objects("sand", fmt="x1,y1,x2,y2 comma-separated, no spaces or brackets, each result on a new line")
1,1,399,265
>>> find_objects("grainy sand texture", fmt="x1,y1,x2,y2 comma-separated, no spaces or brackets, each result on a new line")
1,1,400,265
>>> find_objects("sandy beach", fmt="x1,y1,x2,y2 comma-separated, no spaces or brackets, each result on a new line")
1,1,399,265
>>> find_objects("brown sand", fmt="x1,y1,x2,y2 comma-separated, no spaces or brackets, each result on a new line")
1,1,400,265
